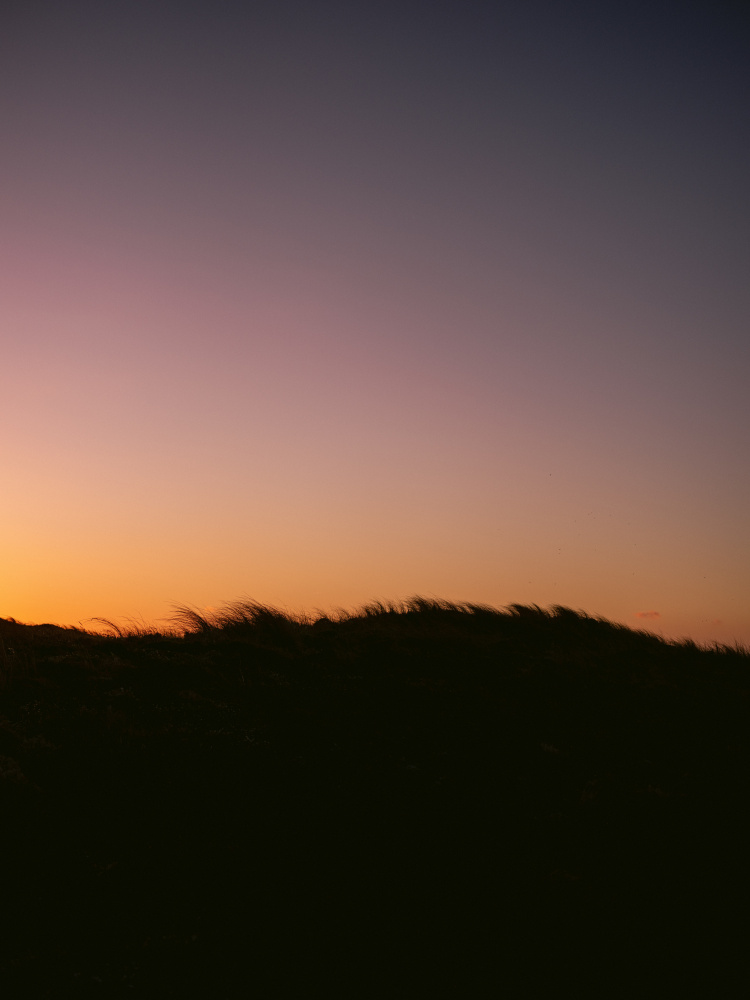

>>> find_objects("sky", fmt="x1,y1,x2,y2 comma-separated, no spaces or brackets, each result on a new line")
1,0,748,645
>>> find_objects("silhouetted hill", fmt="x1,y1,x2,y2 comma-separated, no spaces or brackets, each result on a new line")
1,600,748,997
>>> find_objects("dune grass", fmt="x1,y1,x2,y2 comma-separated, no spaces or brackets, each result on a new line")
0,598,748,997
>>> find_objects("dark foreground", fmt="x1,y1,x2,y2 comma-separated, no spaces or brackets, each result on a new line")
1,599,748,997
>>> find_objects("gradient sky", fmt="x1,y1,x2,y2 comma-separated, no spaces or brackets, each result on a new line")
2,0,748,644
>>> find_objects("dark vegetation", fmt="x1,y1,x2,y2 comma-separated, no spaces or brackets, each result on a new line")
1,598,749,997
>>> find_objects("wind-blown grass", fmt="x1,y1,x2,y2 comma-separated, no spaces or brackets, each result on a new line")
0,598,748,997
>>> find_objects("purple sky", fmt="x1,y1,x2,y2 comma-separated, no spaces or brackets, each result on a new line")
2,0,748,643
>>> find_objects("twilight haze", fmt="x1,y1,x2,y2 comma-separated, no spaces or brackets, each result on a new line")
1,0,748,644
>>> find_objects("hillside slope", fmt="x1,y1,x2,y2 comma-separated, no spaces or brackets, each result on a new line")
1,600,748,997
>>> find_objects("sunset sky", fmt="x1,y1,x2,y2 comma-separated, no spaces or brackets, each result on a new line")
2,0,748,644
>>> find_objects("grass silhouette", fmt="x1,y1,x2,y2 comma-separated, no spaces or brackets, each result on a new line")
0,598,748,997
